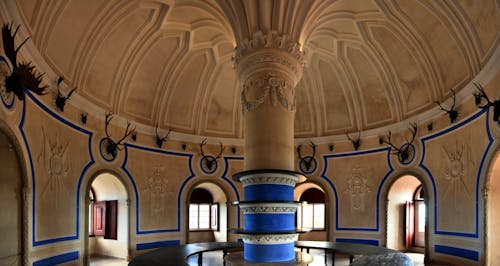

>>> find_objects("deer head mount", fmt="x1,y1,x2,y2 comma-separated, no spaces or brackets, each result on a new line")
55,76,76,112
346,131,361,150
435,89,458,123
200,139,224,172
103,112,135,160
1,23,47,100
297,141,317,172
473,82,499,122
383,122,418,164
155,126,171,148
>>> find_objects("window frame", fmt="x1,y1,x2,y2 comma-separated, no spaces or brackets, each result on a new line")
297,202,326,231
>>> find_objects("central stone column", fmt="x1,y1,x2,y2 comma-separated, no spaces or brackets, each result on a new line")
232,32,306,263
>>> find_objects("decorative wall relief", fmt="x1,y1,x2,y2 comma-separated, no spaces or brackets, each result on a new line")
145,166,171,223
37,127,70,209
322,148,391,230
420,110,491,236
124,144,193,233
344,165,372,213
441,142,472,214
0,56,14,108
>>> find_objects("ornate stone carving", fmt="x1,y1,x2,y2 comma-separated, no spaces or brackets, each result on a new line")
37,127,70,209
241,233,298,245
441,141,472,211
233,31,305,66
239,202,298,214
239,173,299,187
241,72,296,113
344,165,372,213
145,166,170,222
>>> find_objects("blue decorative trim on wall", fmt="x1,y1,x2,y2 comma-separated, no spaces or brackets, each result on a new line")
321,147,393,232
419,109,492,238
336,238,379,246
122,143,194,234
20,91,95,247
136,240,180,250
0,56,15,109
32,251,79,266
222,156,242,228
435,245,479,261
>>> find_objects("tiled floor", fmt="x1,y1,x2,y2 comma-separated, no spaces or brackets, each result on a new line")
90,250,428,265
89,256,128,266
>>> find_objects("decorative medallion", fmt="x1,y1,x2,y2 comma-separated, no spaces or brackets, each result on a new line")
99,138,116,162
241,72,296,113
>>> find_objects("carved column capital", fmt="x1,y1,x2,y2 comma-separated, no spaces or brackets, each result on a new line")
234,31,305,114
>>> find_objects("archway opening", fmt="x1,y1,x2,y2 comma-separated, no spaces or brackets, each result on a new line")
386,175,426,254
188,183,228,243
87,173,129,264
295,183,327,241
487,152,500,265
0,130,24,265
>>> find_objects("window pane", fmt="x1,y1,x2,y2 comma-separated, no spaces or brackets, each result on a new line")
189,204,199,229
313,204,325,229
418,204,426,232
199,204,210,229
302,204,313,229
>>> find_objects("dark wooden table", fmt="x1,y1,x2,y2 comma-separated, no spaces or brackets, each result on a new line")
295,241,398,266
128,241,400,266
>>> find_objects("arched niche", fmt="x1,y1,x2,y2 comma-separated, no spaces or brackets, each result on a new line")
486,150,500,266
186,182,228,243
81,170,133,265
0,126,27,265
295,182,328,241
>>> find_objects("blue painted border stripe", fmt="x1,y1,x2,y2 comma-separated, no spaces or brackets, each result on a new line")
321,146,393,232
435,245,478,261
122,143,194,234
136,240,180,250
33,251,79,266
336,238,379,246
419,109,491,238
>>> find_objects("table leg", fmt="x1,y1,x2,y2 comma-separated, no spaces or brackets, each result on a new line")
331,251,335,266
349,255,354,264
198,253,202,266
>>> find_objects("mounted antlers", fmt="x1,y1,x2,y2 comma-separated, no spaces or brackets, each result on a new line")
383,122,418,164
200,139,224,172
473,82,499,122
155,126,171,148
103,112,135,159
297,141,317,172
346,131,361,150
435,89,458,123
55,76,76,112
2,22,47,100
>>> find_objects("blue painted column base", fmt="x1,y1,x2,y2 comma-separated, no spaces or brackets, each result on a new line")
244,242,295,262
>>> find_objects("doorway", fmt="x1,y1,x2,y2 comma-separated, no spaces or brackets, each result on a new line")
487,152,500,265
87,173,129,264
0,130,24,265
386,175,426,253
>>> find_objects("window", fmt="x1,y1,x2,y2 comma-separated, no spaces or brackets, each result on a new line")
189,188,218,231
297,188,325,230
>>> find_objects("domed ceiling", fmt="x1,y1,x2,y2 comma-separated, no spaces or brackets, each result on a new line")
11,0,500,140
